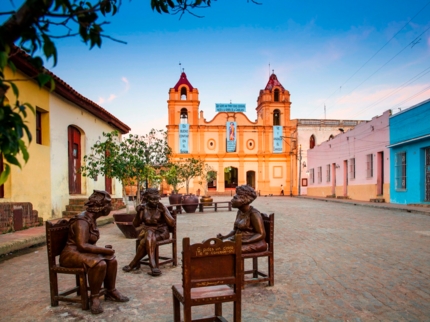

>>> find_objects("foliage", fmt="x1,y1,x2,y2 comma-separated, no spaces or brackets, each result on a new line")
162,163,183,194
199,164,216,196
80,129,171,210
175,157,204,195
0,0,260,183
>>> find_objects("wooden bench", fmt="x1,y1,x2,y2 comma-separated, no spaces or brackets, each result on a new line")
198,201,232,212
169,201,232,214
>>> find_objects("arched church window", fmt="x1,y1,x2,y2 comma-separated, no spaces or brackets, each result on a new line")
180,108,188,124
310,135,316,149
273,109,281,126
180,87,187,100
274,89,280,102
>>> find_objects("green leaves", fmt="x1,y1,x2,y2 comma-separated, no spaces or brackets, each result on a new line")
0,98,34,184
81,129,171,199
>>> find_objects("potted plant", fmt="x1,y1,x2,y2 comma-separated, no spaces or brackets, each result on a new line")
163,163,184,205
81,129,171,237
199,164,216,206
176,158,204,213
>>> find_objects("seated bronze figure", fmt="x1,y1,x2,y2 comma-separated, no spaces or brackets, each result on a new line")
217,185,267,253
60,190,129,314
123,188,175,276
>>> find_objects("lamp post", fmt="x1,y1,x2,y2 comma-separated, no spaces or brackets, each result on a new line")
281,136,297,197
298,144,302,196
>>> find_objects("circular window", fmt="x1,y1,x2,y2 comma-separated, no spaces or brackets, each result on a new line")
247,139,255,150
207,139,216,150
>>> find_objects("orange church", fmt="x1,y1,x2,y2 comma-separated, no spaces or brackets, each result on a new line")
166,72,298,196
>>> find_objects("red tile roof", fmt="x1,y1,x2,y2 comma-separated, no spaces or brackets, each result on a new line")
265,73,285,91
173,72,194,91
9,47,131,134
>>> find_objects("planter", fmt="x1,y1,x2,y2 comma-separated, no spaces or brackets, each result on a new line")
182,194,199,213
200,196,213,207
169,193,183,205
113,212,138,239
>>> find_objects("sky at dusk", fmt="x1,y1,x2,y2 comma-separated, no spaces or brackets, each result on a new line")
3,0,430,135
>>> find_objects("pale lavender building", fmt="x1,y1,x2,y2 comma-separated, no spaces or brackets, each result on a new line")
307,110,391,202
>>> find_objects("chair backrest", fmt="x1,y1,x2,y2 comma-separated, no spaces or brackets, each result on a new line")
181,235,242,295
165,207,177,236
261,213,274,252
45,219,70,265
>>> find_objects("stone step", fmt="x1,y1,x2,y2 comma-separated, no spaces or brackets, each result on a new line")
66,204,86,212
62,210,80,218
326,195,336,198
336,196,349,199
68,198,87,206
370,198,385,203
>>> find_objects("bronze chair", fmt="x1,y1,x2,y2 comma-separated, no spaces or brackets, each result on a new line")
45,219,89,310
242,213,274,287
172,235,243,322
136,209,177,267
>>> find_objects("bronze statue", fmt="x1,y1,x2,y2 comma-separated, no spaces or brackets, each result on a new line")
60,190,129,314
123,188,175,276
217,185,267,253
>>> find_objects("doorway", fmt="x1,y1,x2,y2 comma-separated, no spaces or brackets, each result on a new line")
246,171,256,189
68,126,81,194
425,148,430,202
343,160,348,197
331,163,336,196
224,167,238,189
377,152,384,196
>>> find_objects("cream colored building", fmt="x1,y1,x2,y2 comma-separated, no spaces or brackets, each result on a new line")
1,48,130,220
167,72,296,196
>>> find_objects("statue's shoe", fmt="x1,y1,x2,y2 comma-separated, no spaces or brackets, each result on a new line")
105,289,129,302
147,267,162,276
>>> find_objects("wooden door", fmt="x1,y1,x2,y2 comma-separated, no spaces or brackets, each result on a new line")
426,148,430,202
0,153,4,198
68,126,81,194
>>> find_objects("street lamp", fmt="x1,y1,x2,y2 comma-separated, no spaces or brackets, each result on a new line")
281,136,297,197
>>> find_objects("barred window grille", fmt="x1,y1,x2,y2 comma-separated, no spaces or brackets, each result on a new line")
349,158,355,179
326,164,331,182
317,167,322,183
310,169,314,184
395,152,406,190
366,154,373,178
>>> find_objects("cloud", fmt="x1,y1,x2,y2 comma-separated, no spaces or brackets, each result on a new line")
324,83,430,120
121,77,130,92
107,94,117,102
96,77,130,105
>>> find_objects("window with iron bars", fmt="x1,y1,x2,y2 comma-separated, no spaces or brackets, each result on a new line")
395,152,406,190
349,158,355,180
366,154,373,178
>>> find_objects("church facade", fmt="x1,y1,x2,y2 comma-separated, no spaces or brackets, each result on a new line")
166,72,297,196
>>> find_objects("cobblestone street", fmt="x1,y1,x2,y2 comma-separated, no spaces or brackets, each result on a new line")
1,196,430,321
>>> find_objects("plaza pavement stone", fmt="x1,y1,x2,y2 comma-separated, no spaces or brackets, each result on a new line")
0,196,430,321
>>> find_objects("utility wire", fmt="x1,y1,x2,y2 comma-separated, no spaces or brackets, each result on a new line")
352,64,430,117
305,1,430,118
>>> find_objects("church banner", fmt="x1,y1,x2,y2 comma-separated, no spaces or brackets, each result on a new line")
216,103,246,112
179,124,189,153
273,126,283,153
226,121,237,152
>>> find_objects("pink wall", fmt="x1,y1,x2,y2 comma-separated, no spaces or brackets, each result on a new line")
307,110,391,200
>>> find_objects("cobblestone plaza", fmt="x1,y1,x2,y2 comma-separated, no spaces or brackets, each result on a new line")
1,196,430,321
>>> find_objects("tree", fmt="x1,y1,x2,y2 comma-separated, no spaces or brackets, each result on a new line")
198,164,216,197
176,157,204,195
80,129,171,212
162,163,183,194
0,0,262,184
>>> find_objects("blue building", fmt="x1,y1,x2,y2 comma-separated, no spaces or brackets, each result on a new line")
389,99,430,204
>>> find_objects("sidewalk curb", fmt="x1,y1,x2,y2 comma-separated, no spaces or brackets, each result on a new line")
0,216,114,257
299,196,430,216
